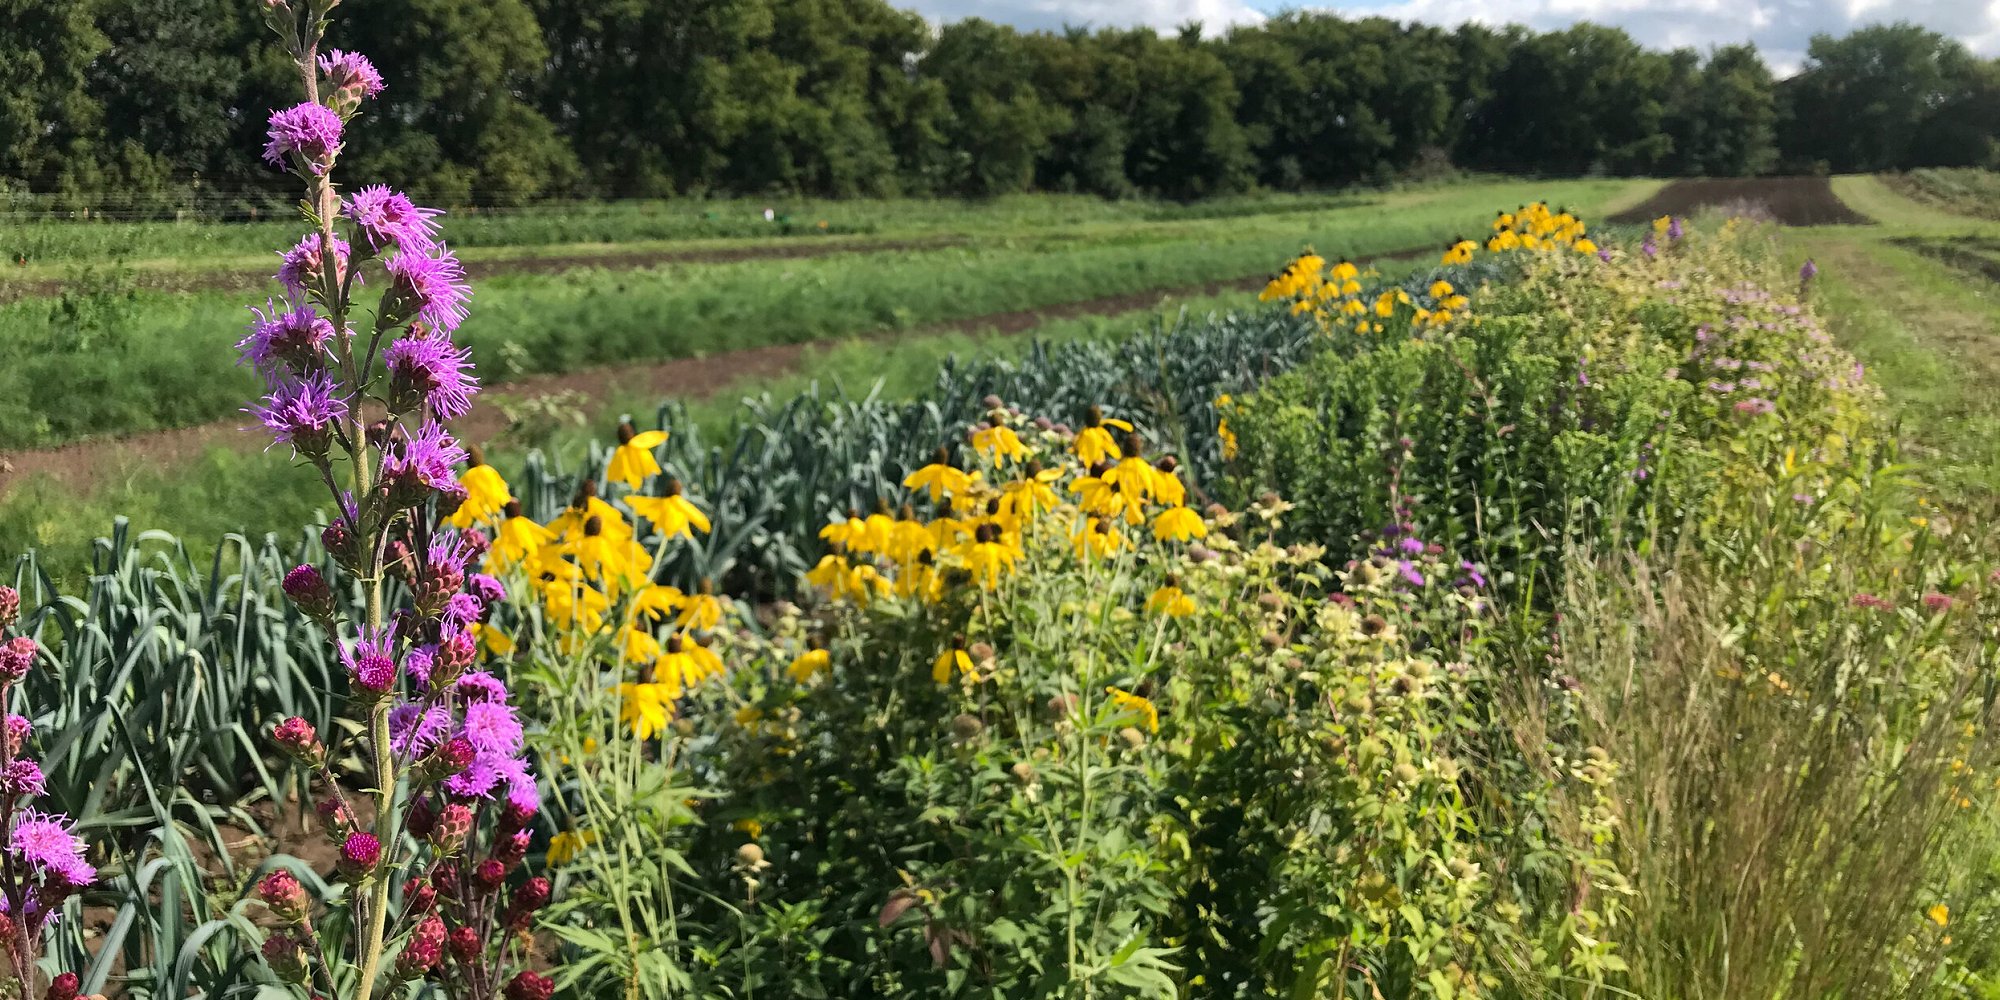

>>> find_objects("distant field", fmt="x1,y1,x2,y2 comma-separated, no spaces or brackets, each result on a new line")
0,178,1657,450
1879,168,2000,223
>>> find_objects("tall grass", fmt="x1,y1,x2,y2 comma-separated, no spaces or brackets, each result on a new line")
1546,494,1994,999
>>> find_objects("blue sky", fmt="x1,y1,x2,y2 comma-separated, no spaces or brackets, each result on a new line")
901,0,2000,74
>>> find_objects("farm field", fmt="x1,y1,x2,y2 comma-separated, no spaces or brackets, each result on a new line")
16,161,2000,1000
10,12,2000,994
0,178,1656,453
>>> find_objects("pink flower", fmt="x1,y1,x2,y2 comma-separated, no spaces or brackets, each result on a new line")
1923,592,1954,612
318,50,384,99
262,102,343,171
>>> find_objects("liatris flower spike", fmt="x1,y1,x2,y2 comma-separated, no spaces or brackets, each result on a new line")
0,590,92,997
244,6,541,1000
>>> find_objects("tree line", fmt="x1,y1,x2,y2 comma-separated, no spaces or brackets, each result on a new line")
3,0,1997,212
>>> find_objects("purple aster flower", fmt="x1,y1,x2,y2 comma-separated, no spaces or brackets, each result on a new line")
382,334,478,419
0,759,44,798
345,185,440,254
1641,236,1657,259
382,248,470,334
442,751,502,799
262,102,343,171
318,49,384,99
390,703,454,756
276,232,351,298
249,372,350,457
470,574,506,606
341,624,400,695
1595,245,1612,263
11,812,92,887
239,301,334,375
461,702,524,755
380,421,467,500
455,671,509,705
1458,560,1487,589
442,592,483,631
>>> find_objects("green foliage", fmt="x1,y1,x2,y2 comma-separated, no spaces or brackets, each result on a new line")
1779,24,2000,173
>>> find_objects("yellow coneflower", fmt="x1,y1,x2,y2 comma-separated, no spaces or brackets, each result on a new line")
621,625,663,665
486,500,553,573
959,523,1021,590
893,549,943,603
1929,904,1950,927
657,632,723,692
1152,505,1207,542
540,579,609,633
1072,516,1128,560
933,636,976,684
546,828,597,866
629,584,685,624
470,621,516,657
905,447,974,504
677,579,724,631
606,422,670,489
617,682,674,739
1147,576,1197,618
1428,279,1454,300
788,641,831,682
626,478,710,539
1106,686,1159,733
547,481,631,541
999,462,1063,524
1072,406,1131,466
971,423,1028,464
819,509,867,550
449,445,511,529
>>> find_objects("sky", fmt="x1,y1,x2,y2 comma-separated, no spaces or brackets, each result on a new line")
902,0,2000,73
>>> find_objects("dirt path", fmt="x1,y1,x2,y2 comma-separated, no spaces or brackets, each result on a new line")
0,234,969,302
1609,177,1872,227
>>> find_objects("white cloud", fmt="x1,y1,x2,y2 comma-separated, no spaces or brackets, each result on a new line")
898,0,2000,74
900,0,1265,35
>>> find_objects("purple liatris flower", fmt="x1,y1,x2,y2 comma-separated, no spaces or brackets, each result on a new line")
1396,560,1426,587
1596,245,1612,262
338,831,383,878
1800,258,1818,282
4,715,29,757
443,592,484,630
250,372,350,457
1641,236,1657,259
342,625,400,695
389,703,453,756
461,702,524,755
263,102,344,171
380,421,468,502
0,636,36,682
455,671,509,705
345,185,440,254
1667,217,1684,240
383,333,478,419
382,248,471,334
470,574,506,606
443,752,501,798
0,759,46,797
11,811,93,887
276,233,351,298
318,49,384,99
282,564,336,618
240,301,334,375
